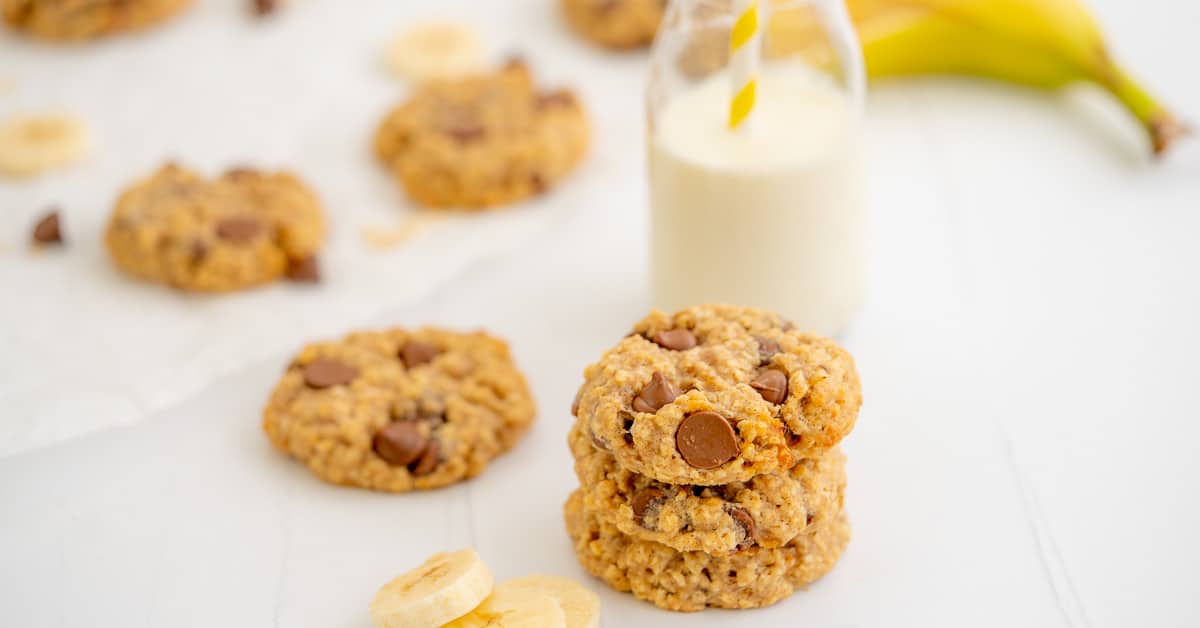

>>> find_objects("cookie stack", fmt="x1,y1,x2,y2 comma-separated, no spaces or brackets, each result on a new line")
564,304,862,611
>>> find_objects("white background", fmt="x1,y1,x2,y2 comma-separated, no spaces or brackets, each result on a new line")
2,1,1199,627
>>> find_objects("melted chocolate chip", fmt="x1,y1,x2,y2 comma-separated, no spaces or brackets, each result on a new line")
445,125,485,143
727,506,757,550
286,256,320,282
675,411,739,469
215,216,264,243
188,239,209,265
373,421,427,466
400,340,439,368
223,166,258,179
754,336,781,363
252,0,277,16
632,372,679,414
652,328,697,351
302,358,358,389
589,428,610,451
750,369,789,404
631,487,667,523
409,439,440,476
530,172,546,194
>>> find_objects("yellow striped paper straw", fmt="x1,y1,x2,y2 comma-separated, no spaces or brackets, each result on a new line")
728,0,761,130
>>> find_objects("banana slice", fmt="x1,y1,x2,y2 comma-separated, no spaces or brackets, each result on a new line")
443,580,566,628
386,22,485,83
502,576,599,628
0,113,89,178
369,548,494,628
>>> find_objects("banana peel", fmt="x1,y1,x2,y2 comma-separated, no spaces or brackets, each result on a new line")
844,0,1188,156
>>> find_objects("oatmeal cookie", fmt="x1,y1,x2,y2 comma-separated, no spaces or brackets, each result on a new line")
262,327,536,493
105,163,325,292
564,490,849,611
373,60,589,209
560,0,664,50
570,418,845,554
2,0,191,41
573,304,861,485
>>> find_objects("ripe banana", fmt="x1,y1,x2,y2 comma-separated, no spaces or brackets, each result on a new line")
843,0,1186,156
368,548,494,628
503,575,601,628
443,579,567,628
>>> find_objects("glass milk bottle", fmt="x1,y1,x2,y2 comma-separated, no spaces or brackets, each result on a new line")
647,0,866,337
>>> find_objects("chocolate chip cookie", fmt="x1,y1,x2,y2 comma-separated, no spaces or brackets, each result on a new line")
262,327,536,493
564,490,849,611
2,0,191,41
373,59,589,209
573,304,862,486
570,418,846,554
560,0,664,50
105,163,325,292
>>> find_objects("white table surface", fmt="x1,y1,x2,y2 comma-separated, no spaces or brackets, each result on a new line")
2,1,1199,627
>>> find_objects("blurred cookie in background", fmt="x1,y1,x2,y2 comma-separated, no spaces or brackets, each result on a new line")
560,0,665,50
1,0,192,41
105,163,326,292
374,59,589,209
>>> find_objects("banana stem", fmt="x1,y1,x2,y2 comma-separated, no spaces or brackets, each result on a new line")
1103,67,1190,156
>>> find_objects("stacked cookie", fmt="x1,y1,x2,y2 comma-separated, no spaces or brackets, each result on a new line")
564,304,862,611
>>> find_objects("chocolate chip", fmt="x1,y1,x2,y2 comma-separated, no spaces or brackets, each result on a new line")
750,369,788,404
621,412,635,445
189,239,209,264
445,125,485,143
302,358,358,389
224,166,258,179
754,336,781,363
409,439,440,476
285,256,320,282
652,328,696,351
373,421,427,466
400,340,439,368
503,55,527,70
632,371,679,414
675,411,739,469
529,172,546,194
784,425,803,447
252,0,277,16
631,487,667,522
727,506,757,550
215,216,263,243
536,90,576,109
589,428,609,451
31,210,62,245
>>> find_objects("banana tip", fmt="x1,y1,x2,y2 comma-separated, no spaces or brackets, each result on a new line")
1151,113,1191,157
